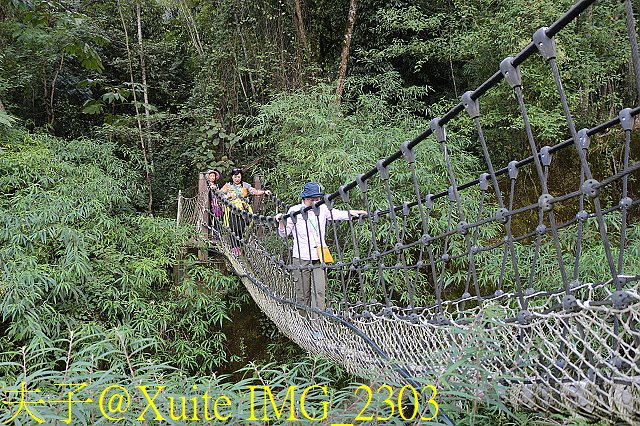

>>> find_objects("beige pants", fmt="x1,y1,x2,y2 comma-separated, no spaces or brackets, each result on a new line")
292,258,326,313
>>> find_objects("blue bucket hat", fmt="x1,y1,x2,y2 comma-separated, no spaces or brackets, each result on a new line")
299,182,324,198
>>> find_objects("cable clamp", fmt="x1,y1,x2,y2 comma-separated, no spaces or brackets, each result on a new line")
619,108,634,131
457,221,469,235
619,197,633,209
400,140,415,164
461,91,480,119
430,117,446,142
323,194,333,209
576,210,588,223
562,294,580,313
425,194,434,210
508,160,519,179
338,185,349,203
479,173,489,191
577,128,590,150
517,309,532,325
403,201,411,216
540,146,552,167
612,290,636,309
311,201,320,216
500,57,522,88
533,27,556,60
356,174,368,193
538,194,555,212
448,186,456,202
376,159,390,180
581,179,601,199
496,208,509,224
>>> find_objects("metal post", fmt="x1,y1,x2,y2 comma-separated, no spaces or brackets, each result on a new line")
176,189,182,227
198,171,208,261
253,175,264,238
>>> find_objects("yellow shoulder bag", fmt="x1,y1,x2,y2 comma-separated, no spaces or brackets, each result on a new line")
308,217,334,263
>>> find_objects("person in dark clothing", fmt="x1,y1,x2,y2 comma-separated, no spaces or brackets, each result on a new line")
206,169,222,241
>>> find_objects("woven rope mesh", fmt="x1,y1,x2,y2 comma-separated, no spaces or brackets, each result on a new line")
177,193,204,226
178,0,640,422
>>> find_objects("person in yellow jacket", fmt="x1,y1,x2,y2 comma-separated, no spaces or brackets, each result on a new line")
220,167,270,256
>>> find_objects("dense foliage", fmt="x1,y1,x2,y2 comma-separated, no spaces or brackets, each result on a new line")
0,127,253,374
0,0,638,423
1,0,636,209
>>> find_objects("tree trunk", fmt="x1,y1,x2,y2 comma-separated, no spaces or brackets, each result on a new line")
0,96,5,113
183,0,203,53
178,0,203,55
136,1,153,167
234,11,256,98
335,0,358,103
42,61,49,123
290,0,310,78
48,52,65,129
292,0,308,52
117,0,153,217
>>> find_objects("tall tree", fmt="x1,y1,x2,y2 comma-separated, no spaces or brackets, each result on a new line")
292,0,308,53
0,0,105,133
117,0,153,216
45,49,65,128
233,9,256,98
178,0,203,55
136,1,153,167
335,0,357,102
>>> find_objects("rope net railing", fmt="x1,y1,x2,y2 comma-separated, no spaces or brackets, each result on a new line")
179,0,640,422
176,189,206,228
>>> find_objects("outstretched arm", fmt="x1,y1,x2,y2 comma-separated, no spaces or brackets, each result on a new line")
349,209,367,217
327,207,367,221
274,213,292,236
246,182,271,196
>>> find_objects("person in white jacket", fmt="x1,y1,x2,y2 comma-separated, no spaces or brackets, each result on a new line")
275,182,366,313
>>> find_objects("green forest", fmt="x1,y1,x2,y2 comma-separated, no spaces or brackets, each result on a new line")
0,0,638,424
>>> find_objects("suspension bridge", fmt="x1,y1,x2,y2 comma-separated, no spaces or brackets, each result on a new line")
178,0,640,422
